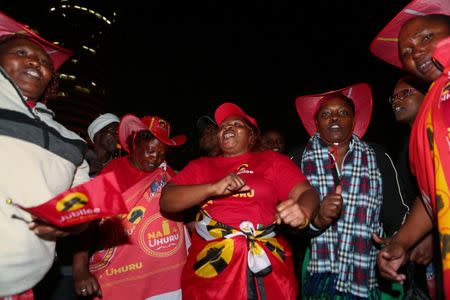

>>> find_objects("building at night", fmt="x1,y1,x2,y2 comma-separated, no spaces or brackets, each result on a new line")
4,0,123,141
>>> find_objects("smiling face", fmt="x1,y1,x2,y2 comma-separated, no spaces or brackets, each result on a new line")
131,137,167,172
391,78,426,125
398,15,450,83
0,37,53,102
217,116,256,157
316,95,355,146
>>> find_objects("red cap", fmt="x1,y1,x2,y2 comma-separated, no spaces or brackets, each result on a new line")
369,0,450,69
295,83,373,138
119,114,187,153
0,12,73,70
214,102,258,128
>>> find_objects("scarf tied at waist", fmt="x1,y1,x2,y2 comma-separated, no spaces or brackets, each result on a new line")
194,210,286,277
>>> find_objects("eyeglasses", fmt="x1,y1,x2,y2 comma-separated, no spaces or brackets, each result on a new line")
389,88,417,104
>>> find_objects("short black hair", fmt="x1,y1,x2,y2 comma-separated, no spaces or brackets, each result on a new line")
396,75,429,95
424,14,450,30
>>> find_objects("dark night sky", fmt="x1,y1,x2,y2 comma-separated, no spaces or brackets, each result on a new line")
4,1,413,164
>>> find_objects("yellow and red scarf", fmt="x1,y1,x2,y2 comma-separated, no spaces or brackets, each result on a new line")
89,164,187,300
409,37,450,298
181,210,297,300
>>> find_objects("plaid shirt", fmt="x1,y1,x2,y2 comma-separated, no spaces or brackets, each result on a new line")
301,134,383,298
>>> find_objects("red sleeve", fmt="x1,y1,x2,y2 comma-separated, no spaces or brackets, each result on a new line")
171,158,204,185
271,152,307,200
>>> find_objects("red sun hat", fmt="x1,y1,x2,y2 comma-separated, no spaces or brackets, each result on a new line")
295,83,373,138
369,0,450,69
119,114,187,153
0,11,73,70
214,102,258,128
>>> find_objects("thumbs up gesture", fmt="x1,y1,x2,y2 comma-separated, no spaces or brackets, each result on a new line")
312,185,343,230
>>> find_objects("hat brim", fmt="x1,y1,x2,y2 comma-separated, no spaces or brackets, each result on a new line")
295,83,372,138
155,134,187,147
119,114,187,153
196,115,217,134
369,0,450,69
119,114,147,153
214,102,258,128
0,12,73,70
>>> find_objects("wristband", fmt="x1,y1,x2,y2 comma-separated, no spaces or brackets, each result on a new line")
309,222,321,231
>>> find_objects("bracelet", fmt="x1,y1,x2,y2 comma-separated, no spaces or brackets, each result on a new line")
296,217,310,230
295,206,311,230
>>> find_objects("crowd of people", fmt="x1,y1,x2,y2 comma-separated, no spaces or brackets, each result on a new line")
0,0,449,299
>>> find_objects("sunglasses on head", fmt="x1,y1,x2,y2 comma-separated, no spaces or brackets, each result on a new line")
389,88,417,104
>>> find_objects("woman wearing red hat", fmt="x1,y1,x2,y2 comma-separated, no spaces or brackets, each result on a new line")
291,83,406,299
72,115,189,300
0,12,90,300
370,0,450,296
160,102,321,300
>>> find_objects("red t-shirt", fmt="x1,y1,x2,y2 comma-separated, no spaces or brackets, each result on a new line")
172,150,306,228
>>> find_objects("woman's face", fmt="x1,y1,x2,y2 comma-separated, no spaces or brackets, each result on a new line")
217,116,255,157
132,138,167,172
398,16,450,83
0,37,53,102
391,80,425,125
316,96,355,146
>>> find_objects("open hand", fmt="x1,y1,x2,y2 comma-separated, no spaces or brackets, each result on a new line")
373,233,408,283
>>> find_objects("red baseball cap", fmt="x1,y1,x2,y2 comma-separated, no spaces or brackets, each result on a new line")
370,0,450,69
0,11,73,70
214,102,258,128
295,83,373,138
119,114,187,153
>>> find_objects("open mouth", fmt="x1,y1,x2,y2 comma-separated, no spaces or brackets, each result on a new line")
223,131,236,140
24,68,42,80
328,124,342,131
416,59,434,76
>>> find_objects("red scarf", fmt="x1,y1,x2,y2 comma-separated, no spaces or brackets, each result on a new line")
89,166,187,299
409,37,450,298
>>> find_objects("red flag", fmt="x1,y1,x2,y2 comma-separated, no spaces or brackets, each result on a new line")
13,172,127,227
